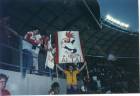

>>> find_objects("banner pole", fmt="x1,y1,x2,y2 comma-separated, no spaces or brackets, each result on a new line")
85,62,89,78
56,64,59,81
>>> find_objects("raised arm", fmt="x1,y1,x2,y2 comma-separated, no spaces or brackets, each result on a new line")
79,61,87,72
56,64,64,72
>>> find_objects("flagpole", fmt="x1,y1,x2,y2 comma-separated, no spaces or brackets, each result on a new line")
56,64,59,81
85,62,89,78
79,31,90,78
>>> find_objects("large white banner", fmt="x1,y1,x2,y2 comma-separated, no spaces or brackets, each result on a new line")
55,31,84,64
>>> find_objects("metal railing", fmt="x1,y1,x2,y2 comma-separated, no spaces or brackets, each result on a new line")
0,25,56,77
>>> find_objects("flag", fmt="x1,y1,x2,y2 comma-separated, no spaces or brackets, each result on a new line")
55,31,84,64
45,35,54,69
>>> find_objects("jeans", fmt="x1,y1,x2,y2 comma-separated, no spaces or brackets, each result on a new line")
22,49,33,77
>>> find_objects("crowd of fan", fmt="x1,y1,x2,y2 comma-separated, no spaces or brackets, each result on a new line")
80,64,139,94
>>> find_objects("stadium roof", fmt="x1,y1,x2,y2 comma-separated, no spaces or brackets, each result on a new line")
1,0,138,59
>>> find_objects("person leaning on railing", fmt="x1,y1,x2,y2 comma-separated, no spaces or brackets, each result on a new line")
23,26,42,76
38,35,49,74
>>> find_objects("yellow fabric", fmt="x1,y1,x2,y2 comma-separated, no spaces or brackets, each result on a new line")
64,70,79,85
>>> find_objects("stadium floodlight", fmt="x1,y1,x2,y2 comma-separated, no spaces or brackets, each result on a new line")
105,14,129,29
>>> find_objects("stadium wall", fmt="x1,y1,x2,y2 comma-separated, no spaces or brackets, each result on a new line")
0,69,67,95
